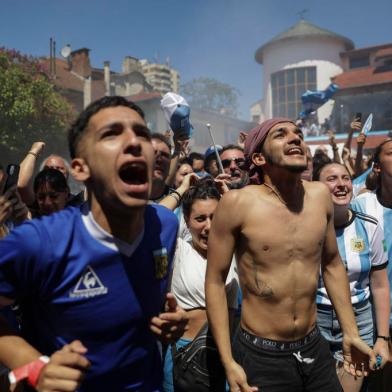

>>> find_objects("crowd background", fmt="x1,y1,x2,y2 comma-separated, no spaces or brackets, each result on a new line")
0,106,391,392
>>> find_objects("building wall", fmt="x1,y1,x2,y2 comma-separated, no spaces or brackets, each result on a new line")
261,37,346,122
250,100,265,123
141,62,179,95
332,87,392,132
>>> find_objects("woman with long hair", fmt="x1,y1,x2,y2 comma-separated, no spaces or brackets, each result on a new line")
351,139,392,390
315,162,390,392
163,178,238,392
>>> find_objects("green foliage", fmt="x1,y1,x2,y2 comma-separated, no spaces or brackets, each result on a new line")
181,77,240,117
0,48,73,158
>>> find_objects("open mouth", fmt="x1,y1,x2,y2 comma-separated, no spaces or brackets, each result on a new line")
230,170,241,178
286,147,303,155
200,234,208,242
119,162,148,185
334,191,348,198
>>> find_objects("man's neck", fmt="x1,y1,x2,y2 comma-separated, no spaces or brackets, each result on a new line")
262,172,304,213
90,197,145,244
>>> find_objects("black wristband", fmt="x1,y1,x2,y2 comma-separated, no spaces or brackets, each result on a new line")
170,190,182,201
377,335,391,341
27,151,38,158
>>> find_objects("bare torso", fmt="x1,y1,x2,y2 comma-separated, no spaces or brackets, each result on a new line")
235,182,328,341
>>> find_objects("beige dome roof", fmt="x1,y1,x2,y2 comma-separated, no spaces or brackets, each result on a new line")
255,20,354,64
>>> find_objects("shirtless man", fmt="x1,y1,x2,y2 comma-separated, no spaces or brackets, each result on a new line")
205,118,376,392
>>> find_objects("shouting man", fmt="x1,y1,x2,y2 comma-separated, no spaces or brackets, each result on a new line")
0,96,186,391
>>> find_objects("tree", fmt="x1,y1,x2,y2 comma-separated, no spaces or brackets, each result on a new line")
181,77,240,117
0,48,74,160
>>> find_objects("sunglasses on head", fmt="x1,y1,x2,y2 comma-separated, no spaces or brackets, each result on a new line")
221,157,246,169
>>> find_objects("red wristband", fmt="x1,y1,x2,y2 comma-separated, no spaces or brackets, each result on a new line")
9,356,50,388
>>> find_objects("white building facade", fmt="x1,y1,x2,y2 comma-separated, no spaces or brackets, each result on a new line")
254,20,354,123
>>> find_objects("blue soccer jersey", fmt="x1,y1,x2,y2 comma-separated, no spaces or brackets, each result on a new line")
317,209,387,306
352,191,392,325
0,203,178,391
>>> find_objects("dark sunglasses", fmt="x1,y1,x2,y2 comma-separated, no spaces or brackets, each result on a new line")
221,157,246,169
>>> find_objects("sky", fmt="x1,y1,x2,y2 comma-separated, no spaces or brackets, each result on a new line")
1,0,391,120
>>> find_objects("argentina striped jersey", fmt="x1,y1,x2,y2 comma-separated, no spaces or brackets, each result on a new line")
351,191,392,324
317,209,387,306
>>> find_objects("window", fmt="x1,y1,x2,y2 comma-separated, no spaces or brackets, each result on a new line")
271,67,317,118
349,56,370,69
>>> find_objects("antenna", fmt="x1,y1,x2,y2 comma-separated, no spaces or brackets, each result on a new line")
298,9,308,20
60,44,72,59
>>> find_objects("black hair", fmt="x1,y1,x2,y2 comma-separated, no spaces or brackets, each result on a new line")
182,178,221,220
365,170,378,191
189,152,204,161
68,96,145,159
204,154,217,173
219,144,244,156
177,157,193,169
372,138,392,190
312,162,350,182
34,168,69,194
312,152,332,181
373,139,392,165
151,132,172,151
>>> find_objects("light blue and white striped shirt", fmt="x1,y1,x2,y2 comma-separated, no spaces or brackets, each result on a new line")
351,191,392,324
317,209,387,306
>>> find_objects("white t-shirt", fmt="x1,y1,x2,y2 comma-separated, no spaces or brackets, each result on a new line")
171,237,239,310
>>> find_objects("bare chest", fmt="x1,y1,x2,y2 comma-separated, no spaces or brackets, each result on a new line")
241,202,327,260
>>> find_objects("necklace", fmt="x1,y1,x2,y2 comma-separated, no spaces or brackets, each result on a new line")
262,183,287,205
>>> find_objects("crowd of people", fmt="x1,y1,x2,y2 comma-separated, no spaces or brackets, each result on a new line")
0,95,390,392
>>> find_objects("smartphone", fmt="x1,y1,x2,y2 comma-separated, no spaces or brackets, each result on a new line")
355,112,362,122
3,164,20,194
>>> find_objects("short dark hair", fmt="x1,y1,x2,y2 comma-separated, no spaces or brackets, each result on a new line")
151,132,172,151
204,154,217,173
189,152,204,162
34,168,69,194
177,157,193,169
182,178,221,220
220,144,244,156
68,96,145,159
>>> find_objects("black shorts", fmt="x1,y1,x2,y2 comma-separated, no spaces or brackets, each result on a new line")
232,327,342,392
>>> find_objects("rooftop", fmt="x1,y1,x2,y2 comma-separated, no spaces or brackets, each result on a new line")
332,66,392,90
255,20,354,64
